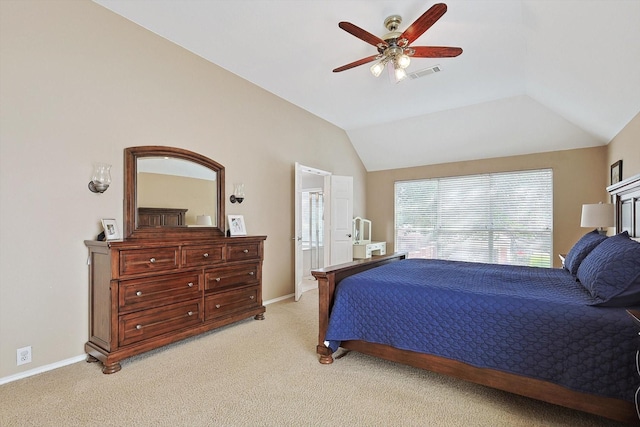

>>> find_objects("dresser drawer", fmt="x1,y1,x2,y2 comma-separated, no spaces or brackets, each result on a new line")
182,245,224,268
119,272,201,312
204,263,259,291
226,242,260,262
205,286,259,320
119,247,179,276
119,300,202,346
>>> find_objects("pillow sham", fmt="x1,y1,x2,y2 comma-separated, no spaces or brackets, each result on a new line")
563,230,608,275
576,232,640,307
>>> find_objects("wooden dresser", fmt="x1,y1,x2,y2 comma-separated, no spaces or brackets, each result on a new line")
84,235,266,374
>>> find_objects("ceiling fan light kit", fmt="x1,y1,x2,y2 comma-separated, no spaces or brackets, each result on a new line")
333,3,462,83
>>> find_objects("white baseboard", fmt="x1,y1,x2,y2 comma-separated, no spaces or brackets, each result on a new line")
0,293,296,385
0,354,86,385
264,293,294,305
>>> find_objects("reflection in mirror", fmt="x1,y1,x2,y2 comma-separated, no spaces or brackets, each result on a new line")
137,157,218,227
123,146,225,239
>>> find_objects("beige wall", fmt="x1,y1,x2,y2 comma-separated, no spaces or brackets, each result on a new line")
607,112,640,183
366,146,609,268
0,1,366,378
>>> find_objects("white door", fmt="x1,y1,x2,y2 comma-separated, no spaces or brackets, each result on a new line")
294,163,330,301
330,175,354,265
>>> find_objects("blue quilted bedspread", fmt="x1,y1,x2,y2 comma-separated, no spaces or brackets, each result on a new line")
325,259,638,401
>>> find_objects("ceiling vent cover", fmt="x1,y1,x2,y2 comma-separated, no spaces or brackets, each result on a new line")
408,65,441,80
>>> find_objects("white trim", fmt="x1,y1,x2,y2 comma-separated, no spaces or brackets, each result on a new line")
0,354,86,385
264,293,294,305
0,295,294,385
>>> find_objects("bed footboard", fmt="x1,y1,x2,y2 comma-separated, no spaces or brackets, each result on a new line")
311,253,407,364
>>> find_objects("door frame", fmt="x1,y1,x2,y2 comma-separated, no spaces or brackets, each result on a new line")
294,163,331,301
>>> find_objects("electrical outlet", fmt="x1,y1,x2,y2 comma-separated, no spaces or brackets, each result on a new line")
17,346,32,366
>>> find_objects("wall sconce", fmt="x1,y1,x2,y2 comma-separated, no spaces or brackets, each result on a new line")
230,183,245,204
581,202,614,235
88,163,112,193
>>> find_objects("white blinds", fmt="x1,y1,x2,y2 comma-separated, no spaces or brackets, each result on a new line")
395,169,553,267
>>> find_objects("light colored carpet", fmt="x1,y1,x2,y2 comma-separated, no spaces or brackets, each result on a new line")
0,289,626,426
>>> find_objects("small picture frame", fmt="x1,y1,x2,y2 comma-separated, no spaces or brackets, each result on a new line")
228,215,247,236
610,160,623,185
101,218,121,240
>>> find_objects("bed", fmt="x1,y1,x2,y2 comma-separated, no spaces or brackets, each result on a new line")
312,173,640,424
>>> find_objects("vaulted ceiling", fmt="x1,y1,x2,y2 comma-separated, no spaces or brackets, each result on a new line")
93,0,640,171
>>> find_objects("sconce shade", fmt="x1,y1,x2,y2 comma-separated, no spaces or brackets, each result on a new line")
230,183,245,203
580,203,614,231
88,163,112,193
196,215,212,226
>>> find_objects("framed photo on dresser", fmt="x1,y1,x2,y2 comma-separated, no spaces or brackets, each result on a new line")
228,215,247,236
101,218,120,240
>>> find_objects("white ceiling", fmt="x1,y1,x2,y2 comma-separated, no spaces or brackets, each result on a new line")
93,0,640,171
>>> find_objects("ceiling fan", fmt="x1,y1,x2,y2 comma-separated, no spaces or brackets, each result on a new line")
333,3,462,82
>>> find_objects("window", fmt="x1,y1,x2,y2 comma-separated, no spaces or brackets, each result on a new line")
395,169,553,267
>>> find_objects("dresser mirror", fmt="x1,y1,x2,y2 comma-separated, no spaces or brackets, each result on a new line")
124,146,225,239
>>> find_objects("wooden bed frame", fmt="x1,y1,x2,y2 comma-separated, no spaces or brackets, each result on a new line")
313,172,640,425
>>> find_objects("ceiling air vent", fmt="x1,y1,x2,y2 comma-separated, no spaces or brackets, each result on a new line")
408,65,441,80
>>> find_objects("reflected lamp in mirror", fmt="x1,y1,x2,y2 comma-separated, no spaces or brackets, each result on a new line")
196,215,212,226
580,203,614,235
230,183,245,204
88,163,112,193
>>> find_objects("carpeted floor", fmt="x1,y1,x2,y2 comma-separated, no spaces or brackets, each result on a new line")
0,289,628,426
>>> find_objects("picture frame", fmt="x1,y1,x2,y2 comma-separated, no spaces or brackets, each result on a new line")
610,160,623,185
228,215,247,236
101,218,121,240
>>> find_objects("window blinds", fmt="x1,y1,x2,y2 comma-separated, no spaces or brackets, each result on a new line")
395,169,553,267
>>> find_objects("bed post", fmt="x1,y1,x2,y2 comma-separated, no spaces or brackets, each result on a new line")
313,269,336,364
312,253,408,364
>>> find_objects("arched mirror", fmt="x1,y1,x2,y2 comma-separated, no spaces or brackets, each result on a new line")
124,146,225,239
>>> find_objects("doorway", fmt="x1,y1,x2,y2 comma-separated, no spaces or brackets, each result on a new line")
294,163,330,301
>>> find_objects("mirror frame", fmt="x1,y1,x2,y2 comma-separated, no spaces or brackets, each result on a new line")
124,146,225,239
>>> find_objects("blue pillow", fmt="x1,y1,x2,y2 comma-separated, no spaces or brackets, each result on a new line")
563,230,607,275
576,232,640,307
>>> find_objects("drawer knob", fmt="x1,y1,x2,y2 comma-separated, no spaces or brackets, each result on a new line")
215,278,221,282
243,249,249,253
249,295,255,300
136,291,143,296
215,304,221,309
187,282,194,287
203,253,209,258
149,258,156,263
248,271,255,276
136,324,142,330
187,311,193,316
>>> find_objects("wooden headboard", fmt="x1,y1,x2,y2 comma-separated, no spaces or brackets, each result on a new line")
607,172,640,239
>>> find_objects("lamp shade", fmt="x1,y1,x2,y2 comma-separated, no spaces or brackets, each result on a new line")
196,215,212,226
580,203,614,228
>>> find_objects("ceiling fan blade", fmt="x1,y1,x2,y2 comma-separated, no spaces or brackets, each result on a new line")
333,55,379,73
410,46,463,58
401,3,448,45
339,22,386,47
